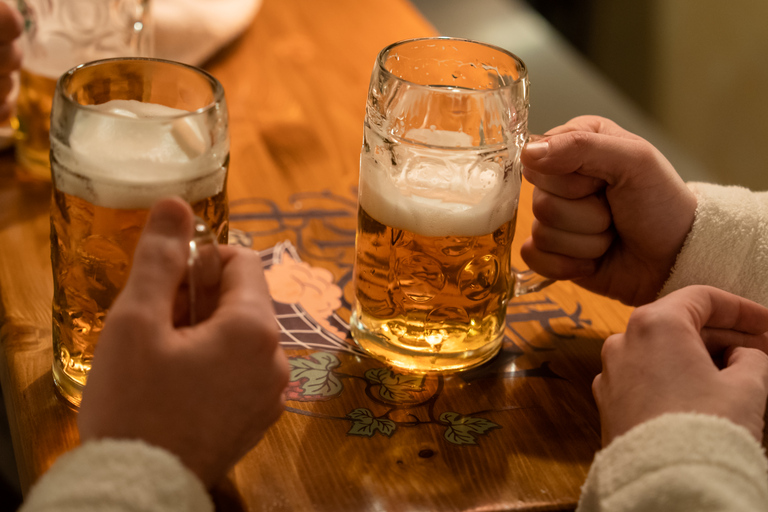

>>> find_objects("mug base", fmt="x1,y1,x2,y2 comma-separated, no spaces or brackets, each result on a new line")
349,311,502,373
52,362,83,408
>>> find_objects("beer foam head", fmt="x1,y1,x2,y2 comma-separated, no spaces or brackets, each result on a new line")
359,128,520,237
52,100,228,209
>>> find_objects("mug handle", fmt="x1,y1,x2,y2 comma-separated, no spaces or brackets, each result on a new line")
187,216,222,325
509,135,556,298
511,269,554,297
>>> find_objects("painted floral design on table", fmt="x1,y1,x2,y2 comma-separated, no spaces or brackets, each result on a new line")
264,251,346,342
230,191,593,446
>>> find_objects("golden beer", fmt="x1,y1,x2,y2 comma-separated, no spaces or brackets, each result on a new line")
351,206,517,371
350,123,523,372
12,69,57,180
50,59,230,406
51,187,228,403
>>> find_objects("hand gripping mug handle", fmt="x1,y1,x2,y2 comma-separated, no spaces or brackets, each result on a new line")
187,216,222,325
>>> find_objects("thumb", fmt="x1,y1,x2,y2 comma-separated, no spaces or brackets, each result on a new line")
118,197,194,315
521,130,661,185
722,346,768,397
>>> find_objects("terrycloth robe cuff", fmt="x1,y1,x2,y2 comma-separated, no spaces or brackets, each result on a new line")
577,413,768,511
20,439,213,512
660,182,768,307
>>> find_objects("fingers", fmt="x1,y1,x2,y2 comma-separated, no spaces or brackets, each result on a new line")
530,220,614,259
0,4,23,45
0,3,22,80
0,4,22,124
663,286,768,334
0,39,22,74
523,167,604,199
522,182,614,274
722,346,768,386
721,347,768,430
216,245,272,312
0,74,12,100
118,197,194,316
0,99,10,123
700,328,768,358
531,187,612,234
520,237,597,280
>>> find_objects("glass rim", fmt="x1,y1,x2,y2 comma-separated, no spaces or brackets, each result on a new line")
376,36,528,92
55,57,225,119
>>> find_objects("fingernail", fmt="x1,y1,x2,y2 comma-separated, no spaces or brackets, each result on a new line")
524,141,549,160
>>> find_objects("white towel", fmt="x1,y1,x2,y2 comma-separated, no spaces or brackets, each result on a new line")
153,0,262,65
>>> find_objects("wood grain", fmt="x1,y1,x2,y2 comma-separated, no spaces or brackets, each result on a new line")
0,1,636,510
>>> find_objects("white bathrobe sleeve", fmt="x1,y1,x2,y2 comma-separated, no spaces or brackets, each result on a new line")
19,439,213,512
577,413,768,511
660,182,768,307
580,183,768,511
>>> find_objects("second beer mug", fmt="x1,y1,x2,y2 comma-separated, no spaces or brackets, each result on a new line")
12,0,152,180
50,58,229,406
351,37,552,373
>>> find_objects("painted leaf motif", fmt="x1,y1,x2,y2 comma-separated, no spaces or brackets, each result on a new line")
364,368,425,402
444,425,478,445
440,412,500,445
346,408,396,437
288,352,342,397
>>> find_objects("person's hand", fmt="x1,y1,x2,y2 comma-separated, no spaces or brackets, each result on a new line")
520,115,698,306
594,285,768,446
78,197,290,488
0,3,22,122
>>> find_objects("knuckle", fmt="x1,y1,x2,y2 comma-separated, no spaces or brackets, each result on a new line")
237,313,277,339
594,231,616,254
221,308,281,355
629,140,664,171
626,306,666,334
529,219,554,243
591,373,603,397
600,334,623,362
566,131,593,154
530,190,557,224
275,352,290,389
587,197,613,233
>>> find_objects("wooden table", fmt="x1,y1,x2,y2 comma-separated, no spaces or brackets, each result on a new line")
0,0,635,510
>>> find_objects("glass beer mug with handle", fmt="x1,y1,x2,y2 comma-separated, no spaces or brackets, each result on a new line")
11,0,153,181
351,37,553,373
49,58,229,406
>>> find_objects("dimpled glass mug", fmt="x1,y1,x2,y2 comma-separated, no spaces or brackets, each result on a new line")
350,37,552,373
12,0,152,180
49,58,228,406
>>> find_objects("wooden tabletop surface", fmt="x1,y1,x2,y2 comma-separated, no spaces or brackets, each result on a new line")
0,0,636,510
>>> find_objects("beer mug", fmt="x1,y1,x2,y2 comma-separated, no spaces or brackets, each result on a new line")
350,37,552,373
50,58,229,406
12,0,152,180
